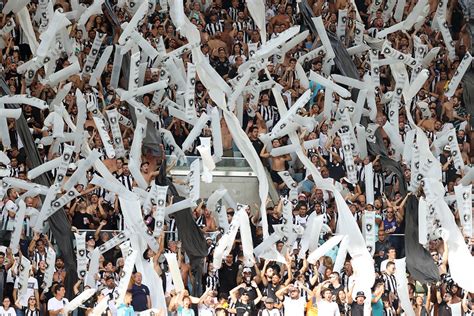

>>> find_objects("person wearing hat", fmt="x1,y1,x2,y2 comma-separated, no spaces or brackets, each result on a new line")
439,144,458,184
347,283,366,316
229,280,262,316
257,297,280,316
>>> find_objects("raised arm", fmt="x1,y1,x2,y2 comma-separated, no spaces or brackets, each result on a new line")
371,284,384,303
275,284,290,301
260,260,269,286
440,240,449,271
347,283,356,304
252,281,263,305
198,289,212,304
425,283,432,312
314,280,330,301
260,144,270,159
283,256,293,286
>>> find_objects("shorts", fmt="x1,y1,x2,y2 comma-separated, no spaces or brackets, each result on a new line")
270,169,284,184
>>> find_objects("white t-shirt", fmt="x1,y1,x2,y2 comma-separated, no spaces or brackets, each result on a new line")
100,287,119,301
47,297,69,314
282,296,305,316
0,307,16,316
317,300,339,316
2,200,17,231
294,215,308,228
14,276,38,307
259,309,280,316
198,304,215,316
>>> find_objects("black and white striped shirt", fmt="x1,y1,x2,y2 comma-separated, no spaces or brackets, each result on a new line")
24,309,40,316
205,273,219,292
31,250,47,268
228,7,239,21
205,21,224,36
166,217,178,241
374,172,385,196
9,167,20,178
383,272,397,296
329,146,345,164
257,104,278,130
196,215,205,228
117,174,134,191
93,186,108,199
232,19,255,42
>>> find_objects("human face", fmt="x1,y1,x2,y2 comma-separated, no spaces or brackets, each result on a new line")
289,288,299,298
135,272,142,285
323,289,332,301
58,286,66,298
28,297,36,307
299,206,307,216
56,258,64,269
271,274,280,285
388,249,396,259
3,297,10,308
338,290,346,301
415,296,423,306
141,163,149,173
37,240,45,252
443,293,452,303
378,230,386,241
106,278,115,288
386,207,394,218
356,296,365,304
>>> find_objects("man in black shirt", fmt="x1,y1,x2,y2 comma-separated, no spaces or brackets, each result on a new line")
71,204,95,229
348,290,366,316
211,48,230,77
218,254,239,298
248,126,264,156
437,292,453,316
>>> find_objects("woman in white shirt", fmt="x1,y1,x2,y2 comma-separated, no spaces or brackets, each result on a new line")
0,297,16,316
228,43,247,65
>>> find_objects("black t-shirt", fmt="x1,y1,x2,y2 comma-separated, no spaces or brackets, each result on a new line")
329,283,344,297
211,58,230,76
328,161,345,182
251,138,264,155
102,213,120,230
218,262,239,295
130,284,150,312
235,300,256,316
437,303,452,316
267,215,282,234
263,283,280,301
35,271,45,295
72,212,94,229
350,302,364,316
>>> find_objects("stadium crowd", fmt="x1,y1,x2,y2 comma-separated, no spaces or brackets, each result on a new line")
0,0,473,315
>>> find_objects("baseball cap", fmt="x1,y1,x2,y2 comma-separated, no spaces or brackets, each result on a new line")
356,291,366,299
242,267,252,274
265,297,275,304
